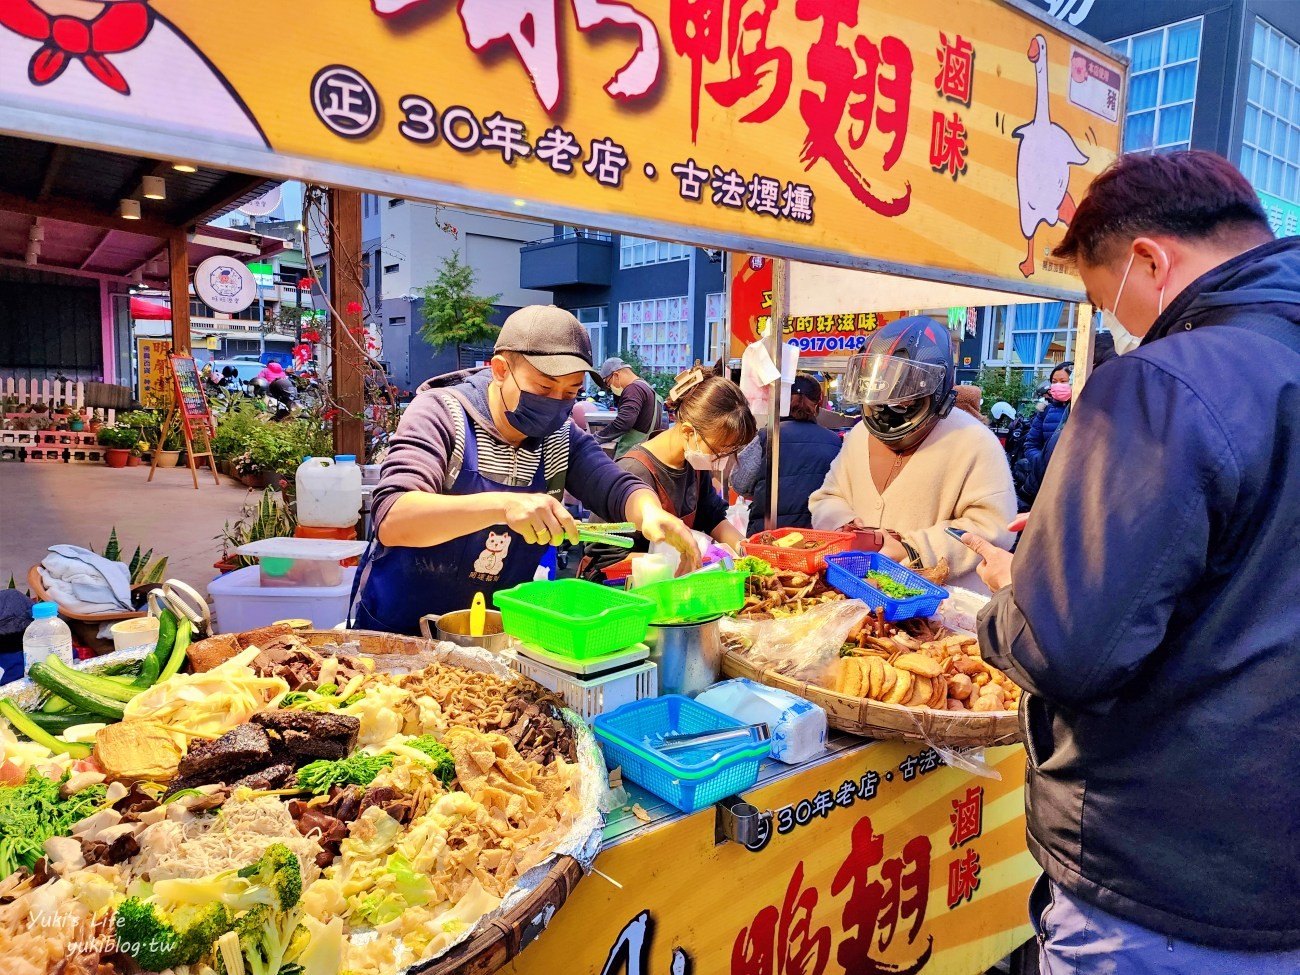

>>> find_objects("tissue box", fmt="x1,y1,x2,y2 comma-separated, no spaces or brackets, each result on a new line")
695,678,827,765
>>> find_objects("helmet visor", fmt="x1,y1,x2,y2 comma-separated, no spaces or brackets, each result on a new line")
843,354,946,406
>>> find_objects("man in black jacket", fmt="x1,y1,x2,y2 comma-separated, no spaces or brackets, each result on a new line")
964,151,1300,971
732,374,842,535
596,357,661,458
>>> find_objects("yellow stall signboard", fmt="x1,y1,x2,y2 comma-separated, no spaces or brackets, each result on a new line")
506,742,1038,975
0,1,1122,299
135,338,173,410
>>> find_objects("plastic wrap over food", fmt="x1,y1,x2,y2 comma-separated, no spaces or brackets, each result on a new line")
0,634,607,972
720,598,872,684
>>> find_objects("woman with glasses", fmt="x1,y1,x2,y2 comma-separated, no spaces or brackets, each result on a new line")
581,366,757,580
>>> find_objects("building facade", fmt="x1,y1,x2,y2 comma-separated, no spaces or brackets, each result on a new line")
978,0,1300,384
520,228,727,379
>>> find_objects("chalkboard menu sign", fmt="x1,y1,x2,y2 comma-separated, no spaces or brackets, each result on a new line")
170,354,210,423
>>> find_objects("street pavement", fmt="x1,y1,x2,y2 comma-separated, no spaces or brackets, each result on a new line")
0,461,259,598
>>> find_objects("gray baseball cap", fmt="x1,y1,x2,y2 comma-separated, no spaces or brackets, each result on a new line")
495,305,601,381
600,356,632,381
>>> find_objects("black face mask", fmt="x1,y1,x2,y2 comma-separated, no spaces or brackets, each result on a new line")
504,367,575,438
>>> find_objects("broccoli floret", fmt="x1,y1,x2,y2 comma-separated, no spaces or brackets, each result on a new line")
235,843,302,911
152,843,302,915
114,895,232,970
405,735,457,788
224,903,303,975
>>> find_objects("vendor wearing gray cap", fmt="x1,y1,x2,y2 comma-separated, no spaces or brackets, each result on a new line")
352,306,699,635
595,356,662,458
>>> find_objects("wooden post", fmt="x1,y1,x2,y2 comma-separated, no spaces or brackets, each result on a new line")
329,188,365,459
168,230,191,354
764,258,788,531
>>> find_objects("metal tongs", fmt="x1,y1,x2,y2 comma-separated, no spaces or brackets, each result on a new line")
656,722,771,755
576,521,636,550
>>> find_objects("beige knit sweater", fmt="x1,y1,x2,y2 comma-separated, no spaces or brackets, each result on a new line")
808,410,1017,594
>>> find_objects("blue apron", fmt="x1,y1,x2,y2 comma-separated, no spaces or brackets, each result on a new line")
350,393,564,635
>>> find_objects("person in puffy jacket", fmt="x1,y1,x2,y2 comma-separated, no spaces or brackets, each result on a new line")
1022,363,1071,466
963,151,1300,970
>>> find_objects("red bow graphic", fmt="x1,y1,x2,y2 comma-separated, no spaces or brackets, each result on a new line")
0,0,152,94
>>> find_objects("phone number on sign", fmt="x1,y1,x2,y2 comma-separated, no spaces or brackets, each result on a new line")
791,335,869,353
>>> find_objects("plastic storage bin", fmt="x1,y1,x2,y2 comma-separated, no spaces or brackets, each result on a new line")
493,578,655,659
208,565,357,633
593,695,771,813
237,537,368,588
742,528,854,573
823,551,949,622
506,650,658,722
633,569,747,623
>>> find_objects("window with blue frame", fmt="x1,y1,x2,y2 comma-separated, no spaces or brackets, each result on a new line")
1112,18,1201,153
1240,19,1300,204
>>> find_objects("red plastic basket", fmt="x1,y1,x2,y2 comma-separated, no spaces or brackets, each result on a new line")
741,528,855,573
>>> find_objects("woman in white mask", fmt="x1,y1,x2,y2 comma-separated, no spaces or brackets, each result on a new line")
580,367,756,579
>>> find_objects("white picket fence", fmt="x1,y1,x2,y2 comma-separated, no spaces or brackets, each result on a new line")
1,377,115,423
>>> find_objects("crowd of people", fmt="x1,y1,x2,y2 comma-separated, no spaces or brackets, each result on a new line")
357,149,1296,973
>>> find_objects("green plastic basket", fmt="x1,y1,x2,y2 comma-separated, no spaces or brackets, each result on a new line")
493,578,655,659
633,570,748,624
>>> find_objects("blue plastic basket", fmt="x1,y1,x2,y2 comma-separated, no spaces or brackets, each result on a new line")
823,551,949,622
593,695,770,813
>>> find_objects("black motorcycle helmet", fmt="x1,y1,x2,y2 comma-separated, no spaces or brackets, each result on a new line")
844,316,957,452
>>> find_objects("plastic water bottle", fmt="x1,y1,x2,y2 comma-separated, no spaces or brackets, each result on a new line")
23,602,73,673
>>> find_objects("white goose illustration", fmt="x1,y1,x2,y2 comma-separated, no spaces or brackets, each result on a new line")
1013,34,1088,278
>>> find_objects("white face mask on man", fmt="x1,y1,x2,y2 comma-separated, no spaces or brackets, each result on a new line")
1102,251,1167,355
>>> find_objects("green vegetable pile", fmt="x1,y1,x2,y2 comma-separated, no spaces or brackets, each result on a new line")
864,571,925,600
0,608,192,758
735,555,776,577
297,753,395,794
296,734,458,794
0,769,108,877
114,843,306,973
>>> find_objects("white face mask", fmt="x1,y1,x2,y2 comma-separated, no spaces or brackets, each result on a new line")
1102,251,1166,355
683,429,721,471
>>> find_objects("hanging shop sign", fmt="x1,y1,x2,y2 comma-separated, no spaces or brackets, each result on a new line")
239,184,283,217
730,255,905,358
135,337,172,410
0,1,1123,299
193,255,257,314
504,742,1039,975
1257,189,1300,239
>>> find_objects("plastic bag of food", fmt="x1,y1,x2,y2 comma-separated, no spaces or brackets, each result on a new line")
720,598,871,684
696,678,827,764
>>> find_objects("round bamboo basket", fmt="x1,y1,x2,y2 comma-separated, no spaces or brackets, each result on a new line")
302,629,592,975
721,649,1021,747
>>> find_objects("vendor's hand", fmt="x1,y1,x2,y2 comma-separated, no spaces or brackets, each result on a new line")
960,533,1014,592
500,493,577,547
640,507,702,575
879,533,908,563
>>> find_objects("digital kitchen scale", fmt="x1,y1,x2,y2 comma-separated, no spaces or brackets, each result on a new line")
514,641,650,677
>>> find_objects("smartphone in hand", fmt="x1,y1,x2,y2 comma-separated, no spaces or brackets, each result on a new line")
945,527,967,542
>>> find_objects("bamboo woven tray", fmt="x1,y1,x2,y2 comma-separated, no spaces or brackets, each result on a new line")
721,649,1021,747
299,630,595,975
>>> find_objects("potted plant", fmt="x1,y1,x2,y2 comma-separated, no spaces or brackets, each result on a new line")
67,407,85,432
156,426,185,468
96,425,137,468
127,441,147,467
215,487,297,572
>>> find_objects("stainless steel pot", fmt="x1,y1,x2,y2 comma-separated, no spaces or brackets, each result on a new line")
419,609,512,652
644,616,723,697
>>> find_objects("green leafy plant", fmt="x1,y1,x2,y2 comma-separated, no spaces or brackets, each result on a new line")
617,347,677,399
162,425,187,452
116,409,163,445
217,488,297,567
973,366,1044,416
416,250,501,350
98,527,169,583
96,425,140,449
